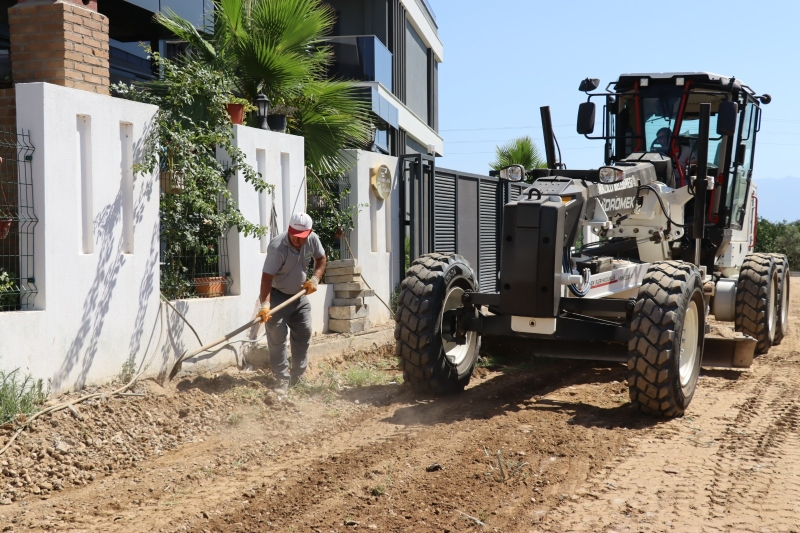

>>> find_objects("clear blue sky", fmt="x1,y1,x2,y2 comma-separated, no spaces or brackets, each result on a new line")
434,0,800,184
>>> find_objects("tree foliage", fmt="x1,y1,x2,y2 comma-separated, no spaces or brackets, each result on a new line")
155,0,372,175
305,169,361,261
755,218,800,268
113,52,269,299
490,136,547,179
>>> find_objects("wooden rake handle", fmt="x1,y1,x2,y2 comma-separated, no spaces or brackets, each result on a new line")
167,288,307,380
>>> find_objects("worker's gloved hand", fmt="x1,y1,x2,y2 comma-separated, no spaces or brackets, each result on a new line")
302,276,320,295
257,302,271,323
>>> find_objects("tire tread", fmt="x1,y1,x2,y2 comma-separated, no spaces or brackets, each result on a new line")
628,261,703,417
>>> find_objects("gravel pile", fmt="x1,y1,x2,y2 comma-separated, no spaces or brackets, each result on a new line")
0,372,282,505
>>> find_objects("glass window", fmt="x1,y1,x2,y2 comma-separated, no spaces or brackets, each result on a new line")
729,100,757,226
641,90,682,152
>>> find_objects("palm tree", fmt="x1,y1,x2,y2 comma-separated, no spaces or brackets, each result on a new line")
490,136,547,172
155,0,371,174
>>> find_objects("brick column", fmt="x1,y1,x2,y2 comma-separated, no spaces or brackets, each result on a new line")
9,0,110,95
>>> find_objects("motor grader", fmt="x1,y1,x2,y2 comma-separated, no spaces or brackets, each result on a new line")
394,72,790,417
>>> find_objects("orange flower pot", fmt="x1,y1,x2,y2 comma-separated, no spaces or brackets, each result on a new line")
194,276,227,298
226,103,244,125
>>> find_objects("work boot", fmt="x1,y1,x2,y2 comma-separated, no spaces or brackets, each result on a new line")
273,378,289,396
289,375,306,388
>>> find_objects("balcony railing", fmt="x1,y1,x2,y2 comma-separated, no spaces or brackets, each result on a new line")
324,36,392,92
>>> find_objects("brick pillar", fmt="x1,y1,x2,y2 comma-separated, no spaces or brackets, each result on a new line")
9,0,110,95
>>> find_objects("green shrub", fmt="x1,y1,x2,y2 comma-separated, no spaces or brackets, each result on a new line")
0,369,48,425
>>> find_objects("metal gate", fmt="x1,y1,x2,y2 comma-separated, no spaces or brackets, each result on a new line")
399,154,526,292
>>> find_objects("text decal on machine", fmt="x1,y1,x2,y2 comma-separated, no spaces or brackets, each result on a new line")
597,177,637,211
596,177,636,194
602,196,637,211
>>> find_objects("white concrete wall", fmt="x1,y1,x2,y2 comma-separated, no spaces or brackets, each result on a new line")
343,150,400,326
0,84,317,392
0,83,160,392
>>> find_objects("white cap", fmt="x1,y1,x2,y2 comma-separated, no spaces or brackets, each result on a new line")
288,212,313,238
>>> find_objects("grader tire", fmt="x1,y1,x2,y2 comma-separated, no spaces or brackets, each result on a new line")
394,253,479,395
627,261,705,417
771,254,790,345
735,253,778,354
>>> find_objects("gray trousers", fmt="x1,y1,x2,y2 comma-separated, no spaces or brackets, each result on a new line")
265,288,312,380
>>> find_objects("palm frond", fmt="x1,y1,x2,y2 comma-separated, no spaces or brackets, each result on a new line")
490,136,547,171
154,9,217,63
291,79,372,174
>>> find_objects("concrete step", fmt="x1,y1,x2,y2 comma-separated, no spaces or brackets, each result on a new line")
329,304,369,320
326,273,361,284
328,317,371,333
335,289,375,299
333,281,364,292
327,259,357,269
332,296,363,307
326,265,362,278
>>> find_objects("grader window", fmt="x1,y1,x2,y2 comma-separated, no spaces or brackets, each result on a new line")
641,90,682,152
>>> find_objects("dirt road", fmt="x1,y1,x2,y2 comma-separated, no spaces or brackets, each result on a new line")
1,279,798,532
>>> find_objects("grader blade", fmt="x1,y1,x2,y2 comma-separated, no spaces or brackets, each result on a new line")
702,334,756,369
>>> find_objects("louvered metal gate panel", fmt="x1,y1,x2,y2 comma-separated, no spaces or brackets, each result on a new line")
401,155,528,293
433,172,456,253
478,180,500,292
504,182,527,203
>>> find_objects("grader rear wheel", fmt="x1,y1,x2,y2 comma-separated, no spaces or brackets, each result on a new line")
627,261,705,417
394,253,480,394
771,254,790,345
735,253,779,354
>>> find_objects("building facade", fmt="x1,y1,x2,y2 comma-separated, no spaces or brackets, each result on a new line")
0,0,442,155
324,0,443,156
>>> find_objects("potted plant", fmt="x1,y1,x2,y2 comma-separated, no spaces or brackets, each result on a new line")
0,212,10,240
159,149,185,194
226,95,256,125
193,276,227,298
267,102,291,133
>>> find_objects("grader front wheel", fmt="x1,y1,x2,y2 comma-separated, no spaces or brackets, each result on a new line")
394,253,480,394
627,261,705,417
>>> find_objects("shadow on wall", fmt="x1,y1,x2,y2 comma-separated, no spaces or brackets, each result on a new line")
52,131,157,391
54,191,127,391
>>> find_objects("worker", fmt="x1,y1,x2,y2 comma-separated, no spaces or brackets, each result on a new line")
257,213,327,395
653,127,672,154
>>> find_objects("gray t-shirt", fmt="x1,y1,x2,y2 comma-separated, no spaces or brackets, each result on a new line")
262,231,325,293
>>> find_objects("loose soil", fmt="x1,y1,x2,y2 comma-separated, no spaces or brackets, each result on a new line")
1,280,798,532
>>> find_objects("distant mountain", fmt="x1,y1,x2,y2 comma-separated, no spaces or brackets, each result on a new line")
753,177,800,222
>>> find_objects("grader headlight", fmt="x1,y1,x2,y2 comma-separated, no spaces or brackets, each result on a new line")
598,166,625,183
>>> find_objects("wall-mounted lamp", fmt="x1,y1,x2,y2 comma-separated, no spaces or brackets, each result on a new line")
255,93,270,130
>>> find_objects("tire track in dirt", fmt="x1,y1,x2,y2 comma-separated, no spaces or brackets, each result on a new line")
181,359,639,533
2,356,605,532
5,282,798,532
541,282,800,533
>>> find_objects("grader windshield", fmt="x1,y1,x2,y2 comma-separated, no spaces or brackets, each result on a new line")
581,73,766,229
